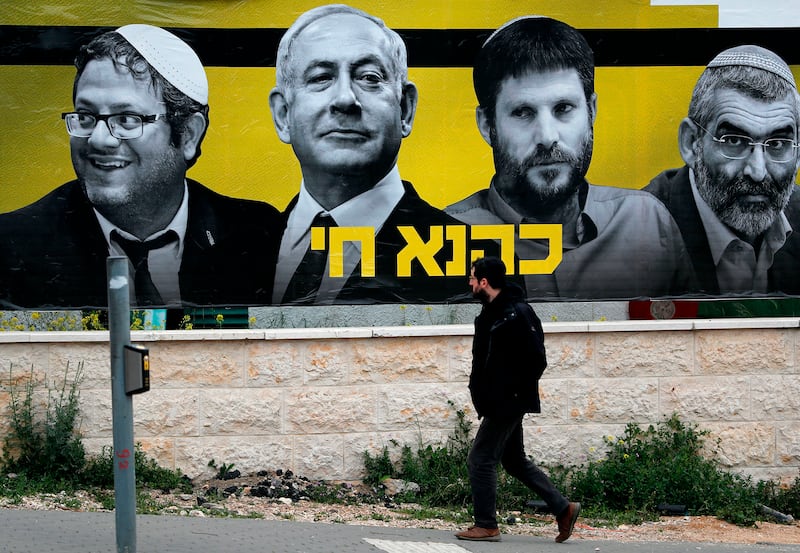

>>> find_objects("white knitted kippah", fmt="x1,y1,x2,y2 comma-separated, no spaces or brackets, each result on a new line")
707,44,796,88
116,24,208,105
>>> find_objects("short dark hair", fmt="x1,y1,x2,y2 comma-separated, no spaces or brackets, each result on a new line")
471,256,507,289
73,31,209,168
473,16,595,125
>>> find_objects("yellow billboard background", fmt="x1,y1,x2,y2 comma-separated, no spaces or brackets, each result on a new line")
1,0,783,215
9,0,797,218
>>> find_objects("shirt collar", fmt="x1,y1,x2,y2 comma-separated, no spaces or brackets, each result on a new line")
486,177,597,245
689,168,791,265
96,181,189,247
287,165,405,248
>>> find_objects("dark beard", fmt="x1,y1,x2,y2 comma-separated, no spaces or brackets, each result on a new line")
472,288,490,304
693,142,793,240
491,127,593,213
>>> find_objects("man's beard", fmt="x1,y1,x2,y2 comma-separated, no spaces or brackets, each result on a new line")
693,142,794,240
492,127,593,213
472,288,490,304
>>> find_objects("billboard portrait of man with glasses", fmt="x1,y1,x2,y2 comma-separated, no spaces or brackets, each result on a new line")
0,24,282,309
645,45,800,296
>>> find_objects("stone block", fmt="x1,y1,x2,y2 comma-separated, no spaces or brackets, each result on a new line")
660,376,749,420
133,389,199,437
738,467,800,487
377,383,470,430
305,341,352,385
135,437,177,471
0,344,49,377
199,388,282,435
292,434,344,480
569,378,658,422
522,423,626,467
350,337,449,383
81,437,113,459
597,331,693,377
703,422,775,468
752,376,800,420
149,342,244,387
49,343,109,389
0,389,10,438
447,337,473,382
776,422,800,466
343,429,453,482
246,341,304,386
543,334,594,377
79,389,113,437
286,386,376,434
696,329,792,375
536,379,570,423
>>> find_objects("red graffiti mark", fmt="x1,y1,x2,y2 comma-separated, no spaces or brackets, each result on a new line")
116,448,131,459
118,460,129,470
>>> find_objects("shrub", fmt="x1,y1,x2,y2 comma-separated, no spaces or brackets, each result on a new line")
1,362,190,501
554,414,763,525
1,362,86,485
83,444,191,493
364,409,789,527
363,403,473,506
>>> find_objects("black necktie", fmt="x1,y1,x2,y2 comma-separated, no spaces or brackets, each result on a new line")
282,213,337,304
112,229,178,307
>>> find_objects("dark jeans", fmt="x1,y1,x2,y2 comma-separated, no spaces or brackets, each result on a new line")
468,414,569,529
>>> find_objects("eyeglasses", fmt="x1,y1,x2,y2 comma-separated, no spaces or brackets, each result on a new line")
61,112,167,140
691,120,799,163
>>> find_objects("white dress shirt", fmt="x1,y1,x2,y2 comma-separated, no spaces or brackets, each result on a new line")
95,182,189,306
690,169,791,294
272,166,405,304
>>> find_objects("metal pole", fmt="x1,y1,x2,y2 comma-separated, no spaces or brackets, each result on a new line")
108,256,136,553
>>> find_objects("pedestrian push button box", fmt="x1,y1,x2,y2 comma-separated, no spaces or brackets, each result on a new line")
124,344,150,395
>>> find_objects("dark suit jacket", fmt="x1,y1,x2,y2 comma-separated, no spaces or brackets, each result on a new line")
280,181,495,304
645,166,800,296
0,179,281,308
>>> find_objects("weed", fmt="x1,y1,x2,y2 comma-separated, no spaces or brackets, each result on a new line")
208,459,237,480
551,414,764,525
2,362,86,485
363,402,473,507
757,471,800,519
83,444,191,494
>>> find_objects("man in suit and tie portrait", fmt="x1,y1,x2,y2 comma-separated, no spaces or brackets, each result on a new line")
268,4,474,305
0,24,282,309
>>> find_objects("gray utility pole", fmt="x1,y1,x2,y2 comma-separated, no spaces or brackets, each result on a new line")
108,256,137,553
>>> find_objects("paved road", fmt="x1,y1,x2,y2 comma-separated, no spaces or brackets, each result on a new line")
2,509,800,553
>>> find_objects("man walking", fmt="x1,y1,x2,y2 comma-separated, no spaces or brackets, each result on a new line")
456,256,579,543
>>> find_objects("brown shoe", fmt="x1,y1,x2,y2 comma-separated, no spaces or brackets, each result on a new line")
555,502,581,543
455,526,501,541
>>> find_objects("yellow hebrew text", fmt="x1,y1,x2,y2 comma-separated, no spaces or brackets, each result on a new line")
396,226,446,277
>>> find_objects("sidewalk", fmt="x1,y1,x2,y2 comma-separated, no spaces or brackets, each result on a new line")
2,509,800,553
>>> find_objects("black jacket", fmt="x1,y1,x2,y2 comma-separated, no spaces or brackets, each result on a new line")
0,179,282,308
469,283,546,418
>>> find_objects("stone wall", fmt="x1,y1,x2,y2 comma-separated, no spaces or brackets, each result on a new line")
1,318,799,485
